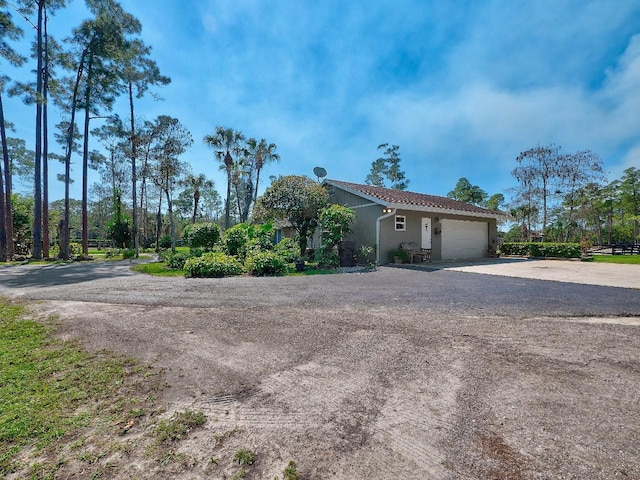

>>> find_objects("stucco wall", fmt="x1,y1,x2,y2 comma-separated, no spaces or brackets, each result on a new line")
326,187,376,244
380,210,498,262
327,184,498,263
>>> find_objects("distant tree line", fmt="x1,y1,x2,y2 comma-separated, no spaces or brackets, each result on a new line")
0,0,280,262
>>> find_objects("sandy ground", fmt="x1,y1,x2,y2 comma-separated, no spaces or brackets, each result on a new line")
0,259,635,479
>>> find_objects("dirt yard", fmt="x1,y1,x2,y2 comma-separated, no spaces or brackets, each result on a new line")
3,262,639,479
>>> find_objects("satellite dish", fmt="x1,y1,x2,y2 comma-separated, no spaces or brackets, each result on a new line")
313,166,327,182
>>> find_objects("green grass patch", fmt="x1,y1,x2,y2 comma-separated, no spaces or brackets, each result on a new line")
287,261,338,276
0,297,156,476
154,410,206,444
131,262,187,276
289,266,337,276
592,255,640,264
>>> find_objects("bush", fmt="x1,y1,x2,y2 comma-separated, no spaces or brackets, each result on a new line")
356,244,376,265
184,252,244,278
316,246,340,269
105,248,121,258
158,235,172,250
162,251,190,269
498,243,530,256
69,242,83,257
245,251,289,276
183,222,221,251
222,224,250,259
499,242,581,258
274,237,299,263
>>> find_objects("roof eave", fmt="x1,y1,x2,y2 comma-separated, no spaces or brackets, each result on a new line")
324,179,506,220
324,179,386,206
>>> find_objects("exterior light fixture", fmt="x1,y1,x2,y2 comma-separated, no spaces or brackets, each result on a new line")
382,207,393,214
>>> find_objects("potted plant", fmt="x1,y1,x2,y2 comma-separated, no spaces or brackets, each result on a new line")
389,249,408,264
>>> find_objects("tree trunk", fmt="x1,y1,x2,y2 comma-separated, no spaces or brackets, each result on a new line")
128,82,139,258
253,168,261,204
0,91,12,261
32,2,45,260
166,191,175,253
81,52,94,257
192,190,199,224
62,50,87,260
155,191,162,252
0,161,6,261
225,174,231,229
42,9,50,258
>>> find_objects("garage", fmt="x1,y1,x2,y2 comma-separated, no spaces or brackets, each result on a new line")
441,219,488,259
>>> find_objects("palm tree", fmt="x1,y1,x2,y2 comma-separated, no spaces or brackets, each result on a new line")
246,138,279,204
203,126,245,229
181,173,213,224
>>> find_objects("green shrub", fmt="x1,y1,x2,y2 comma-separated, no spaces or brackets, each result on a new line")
356,244,376,265
498,243,530,256
183,222,221,251
274,237,299,263
245,251,289,276
184,252,244,278
69,242,83,257
162,251,190,269
122,249,136,259
105,248,121,258
158,235,172,250
316,246,340,269
222,224,250,259
244,222,275,255
48,244,59,258
499,242,581,258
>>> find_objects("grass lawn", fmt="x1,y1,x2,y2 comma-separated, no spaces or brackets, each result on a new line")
592,255,640,265
0,298,165,477
0,297,297,479
131,262,187,276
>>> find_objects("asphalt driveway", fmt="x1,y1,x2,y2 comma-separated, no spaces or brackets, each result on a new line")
1,260,639,479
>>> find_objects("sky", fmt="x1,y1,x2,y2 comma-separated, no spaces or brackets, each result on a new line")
4,0,640,204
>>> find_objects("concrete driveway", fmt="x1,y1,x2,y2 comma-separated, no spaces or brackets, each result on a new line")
407,257,640,289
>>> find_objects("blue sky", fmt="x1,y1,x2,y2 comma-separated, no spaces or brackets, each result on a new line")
5,0,640,204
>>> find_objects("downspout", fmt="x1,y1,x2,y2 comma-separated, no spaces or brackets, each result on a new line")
376,208,396,264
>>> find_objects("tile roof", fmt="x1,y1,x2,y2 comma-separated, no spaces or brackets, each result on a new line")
325,179,499,217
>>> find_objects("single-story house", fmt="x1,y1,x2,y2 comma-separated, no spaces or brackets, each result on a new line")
323,179,504,263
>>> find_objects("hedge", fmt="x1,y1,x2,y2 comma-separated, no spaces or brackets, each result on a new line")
244,251,289,276
184,252,244,278
499,242,581,258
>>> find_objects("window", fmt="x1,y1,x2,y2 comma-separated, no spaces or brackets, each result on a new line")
395,215,406,231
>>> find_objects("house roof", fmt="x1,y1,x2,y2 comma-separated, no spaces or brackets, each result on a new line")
324,179,503,219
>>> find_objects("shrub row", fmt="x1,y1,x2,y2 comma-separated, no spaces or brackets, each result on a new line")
184,252,244,278
499,242,581,258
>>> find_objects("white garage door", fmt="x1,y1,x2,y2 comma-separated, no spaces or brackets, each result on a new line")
441,219,488,259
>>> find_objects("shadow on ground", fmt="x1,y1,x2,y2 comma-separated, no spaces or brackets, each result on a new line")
0,260,138,288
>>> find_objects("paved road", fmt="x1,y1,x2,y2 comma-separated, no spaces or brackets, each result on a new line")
1,260,639,479
0,259,639,316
